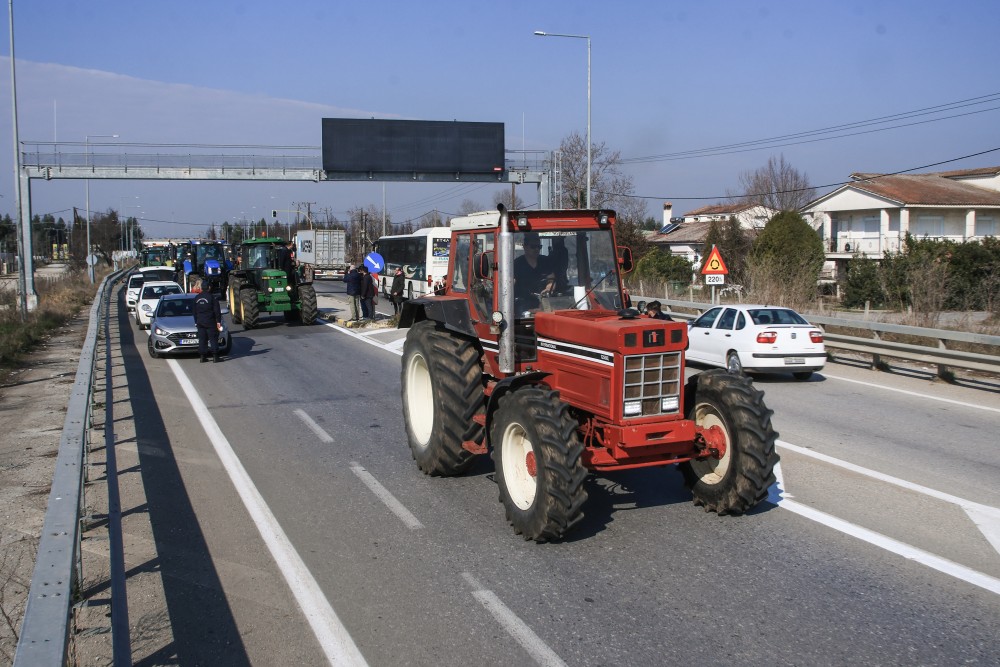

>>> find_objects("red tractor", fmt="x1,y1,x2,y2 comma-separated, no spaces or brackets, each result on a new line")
398,207,778,541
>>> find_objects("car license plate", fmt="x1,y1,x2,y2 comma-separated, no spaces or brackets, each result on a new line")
180,339,197,345
784,357,805,365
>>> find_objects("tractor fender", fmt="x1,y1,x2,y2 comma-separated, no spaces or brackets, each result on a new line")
398,296,477,339
484,371,551,450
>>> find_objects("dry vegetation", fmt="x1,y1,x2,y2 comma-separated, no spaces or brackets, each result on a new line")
0,268,108,376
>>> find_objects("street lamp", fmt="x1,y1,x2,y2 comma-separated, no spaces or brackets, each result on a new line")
85,133,119,282
120,195,139,253
534,30,591,209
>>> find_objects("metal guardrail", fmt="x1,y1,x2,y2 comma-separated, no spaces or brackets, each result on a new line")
655,298,1000,378
14,269,128,666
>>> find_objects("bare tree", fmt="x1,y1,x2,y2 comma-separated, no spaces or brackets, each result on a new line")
556,130,636,210
731,154,816,212
493,189,526,211
458,199,484,215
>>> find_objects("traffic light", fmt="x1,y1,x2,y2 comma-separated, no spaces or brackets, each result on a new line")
271,209,277,218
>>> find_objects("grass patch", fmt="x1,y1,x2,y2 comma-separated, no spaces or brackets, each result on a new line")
0,268,109,374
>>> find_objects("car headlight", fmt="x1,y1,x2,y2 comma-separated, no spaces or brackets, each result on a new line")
154,327,166,336
142,304,151,311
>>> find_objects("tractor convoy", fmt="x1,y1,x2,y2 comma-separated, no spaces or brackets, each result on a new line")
398,206,779,541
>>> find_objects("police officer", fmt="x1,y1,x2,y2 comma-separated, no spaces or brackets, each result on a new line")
193,282,224,362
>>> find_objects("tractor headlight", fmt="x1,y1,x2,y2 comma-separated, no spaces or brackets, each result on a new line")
285,285,291,291
624,400,642,417
661,397,679,413
267,287,274,293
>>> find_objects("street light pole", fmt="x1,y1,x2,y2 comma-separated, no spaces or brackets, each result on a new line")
85,133,118,282
534,30,591,209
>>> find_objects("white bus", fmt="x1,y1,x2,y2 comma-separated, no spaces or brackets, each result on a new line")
375,227,451,299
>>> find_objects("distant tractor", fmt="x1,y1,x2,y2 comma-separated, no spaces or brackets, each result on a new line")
176,240,231,294
140,246,171,267
227,237,318,329
398,206,779,541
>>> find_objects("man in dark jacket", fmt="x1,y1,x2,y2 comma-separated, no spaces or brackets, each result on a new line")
193,287,224,362
358,265,375,320
343,264,362,321
390,266,405,315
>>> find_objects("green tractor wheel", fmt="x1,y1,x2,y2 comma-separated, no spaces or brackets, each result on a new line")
240,287,259,329
299,284,318,325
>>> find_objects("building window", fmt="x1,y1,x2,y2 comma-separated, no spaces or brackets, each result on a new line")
912,215,945,236
976,216,997,237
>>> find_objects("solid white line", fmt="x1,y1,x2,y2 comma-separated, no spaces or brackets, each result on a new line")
771,460,1000,596
349,462,424,530
294,408,334,443
323,321,404,357
824,372,1000,414
168,359,368,666
461,573,567,667
777,439,1000,557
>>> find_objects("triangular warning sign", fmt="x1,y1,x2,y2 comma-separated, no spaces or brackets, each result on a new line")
701,245,729,275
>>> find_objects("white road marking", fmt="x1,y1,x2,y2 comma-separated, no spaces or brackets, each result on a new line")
168,359,368,667
823,372,1000,414
461,573,567,667
323,321,404,356
294,408,334,443
349,462,424,530
770,462,1000,596
776,439,1000,557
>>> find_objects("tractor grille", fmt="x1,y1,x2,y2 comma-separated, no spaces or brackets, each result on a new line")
623,352,682,417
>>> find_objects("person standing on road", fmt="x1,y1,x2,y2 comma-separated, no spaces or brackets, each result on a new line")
343,264,361,321
390,266,405,315
193,285,224,362
359,265,375,320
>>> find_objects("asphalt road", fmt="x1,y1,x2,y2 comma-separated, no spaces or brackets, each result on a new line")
121,280,1000,666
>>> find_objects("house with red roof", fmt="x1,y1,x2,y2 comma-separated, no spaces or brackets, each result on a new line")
802,167,1000,258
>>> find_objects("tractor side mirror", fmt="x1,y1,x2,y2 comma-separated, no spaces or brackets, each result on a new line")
617,246,634,273
475,251,494,280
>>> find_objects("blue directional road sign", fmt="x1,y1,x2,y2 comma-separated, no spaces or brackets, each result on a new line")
364,252,385,274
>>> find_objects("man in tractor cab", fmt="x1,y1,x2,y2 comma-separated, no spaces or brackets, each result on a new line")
513,232,556,313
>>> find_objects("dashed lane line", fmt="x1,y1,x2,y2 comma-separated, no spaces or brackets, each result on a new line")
349,462,424,530
461,573,567,667
294,408,334,443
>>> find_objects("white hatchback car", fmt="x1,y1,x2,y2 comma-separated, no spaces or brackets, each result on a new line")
135,281,184,329
126,267,177,312
686,304,826,380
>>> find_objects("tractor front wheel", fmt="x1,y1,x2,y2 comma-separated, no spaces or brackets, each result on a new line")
240,287,259,330
298,284,318,325
492,388,587,542
400,320,484,476
679,369,778,514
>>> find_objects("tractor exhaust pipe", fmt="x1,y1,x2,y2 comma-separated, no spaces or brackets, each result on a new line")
498,204,515,373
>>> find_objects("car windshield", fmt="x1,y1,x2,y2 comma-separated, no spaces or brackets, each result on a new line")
511,229,624,317
748,308,809,325
156,299,194,318
128,275,144,288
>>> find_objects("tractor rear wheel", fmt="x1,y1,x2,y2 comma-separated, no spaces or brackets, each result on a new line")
400,320,484,476
298,284,318,325
492,388,587,542
679,369,778,514
228,279,243,324
240,287,259,330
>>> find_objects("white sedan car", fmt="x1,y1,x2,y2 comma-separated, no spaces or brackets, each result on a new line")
126,267,177,312
135,280,184,329
686,304,826,380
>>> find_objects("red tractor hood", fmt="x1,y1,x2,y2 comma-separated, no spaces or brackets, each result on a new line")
533,309,687,353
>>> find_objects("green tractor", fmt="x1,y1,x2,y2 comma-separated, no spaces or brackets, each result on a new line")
227,237,318,329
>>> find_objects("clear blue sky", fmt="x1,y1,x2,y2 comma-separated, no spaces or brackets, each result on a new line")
2,0,999,238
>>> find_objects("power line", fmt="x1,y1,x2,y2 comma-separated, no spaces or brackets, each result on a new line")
622,92,1000,164
613,146,1000,202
